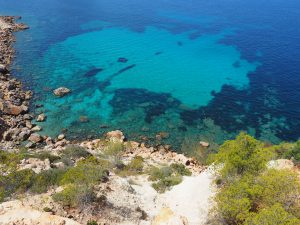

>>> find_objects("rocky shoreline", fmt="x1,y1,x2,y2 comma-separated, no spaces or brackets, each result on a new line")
0,16,73,150
0,16,35,147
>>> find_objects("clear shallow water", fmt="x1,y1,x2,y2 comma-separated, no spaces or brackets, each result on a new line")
1,0,300,149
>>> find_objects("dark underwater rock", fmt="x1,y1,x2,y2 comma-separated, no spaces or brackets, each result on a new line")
177,41,183,46
233,61,241,68
109,88,181,123
99,64,136,91
118,57,128,63
84,68,103,77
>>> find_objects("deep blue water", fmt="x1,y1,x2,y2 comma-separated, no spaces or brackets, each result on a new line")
1,0,300,150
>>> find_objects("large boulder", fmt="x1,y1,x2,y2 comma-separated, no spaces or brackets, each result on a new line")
28,133,43,143
53,87,71,97
0,100,28,115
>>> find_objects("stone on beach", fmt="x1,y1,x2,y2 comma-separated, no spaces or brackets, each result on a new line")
53,87,71,97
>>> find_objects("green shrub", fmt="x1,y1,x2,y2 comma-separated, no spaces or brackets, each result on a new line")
87,220,98,225
0,150,22,173
32,152,61,163
245,204,300,225
117,156,144,176
53,184,95,208
214,161,300,224
103,141,124,165
282,141,300,163
53,156,110,208
148,165,173,181
127,156,144,172
43,207,53,212
170,163,192,176
60,157,108,185
147,164,189,193
60,145,91,166
213,132,275,179
30,169,66,194
212,133,300,224
152,175,182,193
1,169,35,198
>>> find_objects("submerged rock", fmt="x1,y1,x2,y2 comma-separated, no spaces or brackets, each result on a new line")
117,57,128,63
53,87,71,97
79,115,89,123
84,68,103,77
36,113,46,122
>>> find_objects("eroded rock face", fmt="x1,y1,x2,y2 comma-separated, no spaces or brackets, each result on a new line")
53,87,71,97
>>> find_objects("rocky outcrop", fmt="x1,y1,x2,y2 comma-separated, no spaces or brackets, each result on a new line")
106,130,125,143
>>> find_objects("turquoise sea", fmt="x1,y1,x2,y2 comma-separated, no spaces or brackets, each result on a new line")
1,0,300,150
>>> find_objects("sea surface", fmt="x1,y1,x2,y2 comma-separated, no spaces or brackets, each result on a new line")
1,0,300,150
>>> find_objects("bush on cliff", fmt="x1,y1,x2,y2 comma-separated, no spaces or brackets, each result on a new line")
147,163,191,193
212,133,300,225
102,141,124,165
212,132,275,179
117,156,144,176
60,145,92,166
0,169,35,201
53,156,110,207
30,168,66,194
